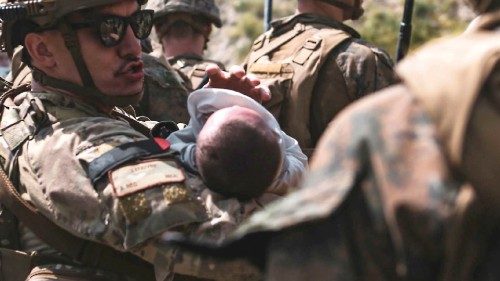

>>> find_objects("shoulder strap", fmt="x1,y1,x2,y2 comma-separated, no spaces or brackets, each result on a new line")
292,28,351,66
0,167,155,280
248,23,307,65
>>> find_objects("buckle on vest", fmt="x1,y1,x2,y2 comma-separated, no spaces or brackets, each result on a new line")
292,37,323,65
303,37,322,50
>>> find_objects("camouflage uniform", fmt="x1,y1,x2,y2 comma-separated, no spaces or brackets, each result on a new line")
2,70,262,281
244,13,397,153
172,6,500,281
0,0,262,280
139,53,190,123
7,49,191,123
146,0,226,89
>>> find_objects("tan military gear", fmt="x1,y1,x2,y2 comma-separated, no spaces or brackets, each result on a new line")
245,13,396,152
169,11,500,281
146,0,222,27
169,54,225,89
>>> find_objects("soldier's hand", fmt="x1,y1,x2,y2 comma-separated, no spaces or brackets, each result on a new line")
205,64,271,103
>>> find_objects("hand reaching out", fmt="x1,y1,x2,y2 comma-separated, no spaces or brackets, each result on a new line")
205,64,271,103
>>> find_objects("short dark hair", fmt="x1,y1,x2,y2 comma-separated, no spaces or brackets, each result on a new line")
196,118,282,201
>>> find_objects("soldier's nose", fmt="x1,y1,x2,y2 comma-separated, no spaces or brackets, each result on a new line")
118,25,142,58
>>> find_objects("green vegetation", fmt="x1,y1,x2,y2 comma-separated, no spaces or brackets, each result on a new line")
355,0,470,58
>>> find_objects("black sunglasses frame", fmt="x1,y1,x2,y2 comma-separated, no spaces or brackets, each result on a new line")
70,9,154,47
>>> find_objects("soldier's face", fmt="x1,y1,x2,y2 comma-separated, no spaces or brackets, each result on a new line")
47,0,144,96
157,13,209,58
73,0,145,97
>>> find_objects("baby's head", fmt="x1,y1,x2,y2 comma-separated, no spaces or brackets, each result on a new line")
195,106,282,201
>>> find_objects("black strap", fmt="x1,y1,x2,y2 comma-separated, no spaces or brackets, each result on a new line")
58,21,96,88
0,163,155,280
88,139,164,183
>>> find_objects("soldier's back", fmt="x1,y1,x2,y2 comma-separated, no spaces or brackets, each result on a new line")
245,13,396,152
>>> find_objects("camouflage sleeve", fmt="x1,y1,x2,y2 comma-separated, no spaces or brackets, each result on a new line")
310,39,397,145
18,117,208,252
138,54,190,123
334,39,398,99
135,235,262,281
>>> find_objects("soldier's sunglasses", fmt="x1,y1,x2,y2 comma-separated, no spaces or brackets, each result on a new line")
70,10,154,47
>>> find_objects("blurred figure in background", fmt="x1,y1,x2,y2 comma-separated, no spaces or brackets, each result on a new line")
171,0,500,280
147,0,226,89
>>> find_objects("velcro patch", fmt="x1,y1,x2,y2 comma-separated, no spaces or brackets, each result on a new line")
109,159,185,197
248,63,283,74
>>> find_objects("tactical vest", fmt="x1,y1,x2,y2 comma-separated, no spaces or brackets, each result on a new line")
0,87,157,281
246,18,351,152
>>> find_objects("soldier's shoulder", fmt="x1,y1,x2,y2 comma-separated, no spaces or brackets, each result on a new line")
333,38,395,69
10,92,145,143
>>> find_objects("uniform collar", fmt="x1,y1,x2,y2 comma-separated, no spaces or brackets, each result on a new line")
270,13,360,38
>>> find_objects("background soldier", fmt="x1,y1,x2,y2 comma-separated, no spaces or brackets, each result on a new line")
147,0,226,89
172,0,500,280
0,0,270,280
244,0,397,155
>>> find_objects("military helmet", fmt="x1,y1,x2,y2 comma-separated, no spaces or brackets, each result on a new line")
0,0,147,54
146,0,221,28
464,0,495,13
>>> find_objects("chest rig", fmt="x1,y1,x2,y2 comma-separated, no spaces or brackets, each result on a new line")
246,16,351,149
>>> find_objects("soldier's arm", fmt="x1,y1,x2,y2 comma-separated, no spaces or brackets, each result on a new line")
310,40,398,145
135,236,262,281
18,118,208,253
335,40,397,98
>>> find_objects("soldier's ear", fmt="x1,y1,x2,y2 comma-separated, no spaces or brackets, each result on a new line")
24,32,56,68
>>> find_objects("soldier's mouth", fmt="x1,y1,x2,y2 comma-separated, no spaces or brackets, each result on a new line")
117,61,144,81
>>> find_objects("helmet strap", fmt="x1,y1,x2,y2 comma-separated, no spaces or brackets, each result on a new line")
32,20,143,107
